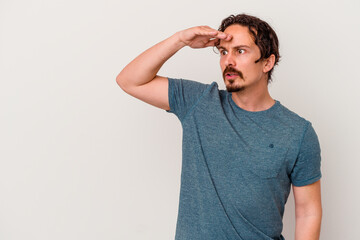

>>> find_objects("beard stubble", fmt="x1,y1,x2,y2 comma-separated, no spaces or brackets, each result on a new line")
223,66,245,92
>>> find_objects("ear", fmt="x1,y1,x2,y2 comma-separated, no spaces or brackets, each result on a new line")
263,54,276,73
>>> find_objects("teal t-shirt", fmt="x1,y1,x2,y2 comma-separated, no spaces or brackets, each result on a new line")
165,78,322,240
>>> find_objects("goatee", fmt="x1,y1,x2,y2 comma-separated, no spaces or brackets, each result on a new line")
226,85,245,92
223,66,245,92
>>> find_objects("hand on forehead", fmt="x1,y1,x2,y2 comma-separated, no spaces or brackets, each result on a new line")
218,24,255,48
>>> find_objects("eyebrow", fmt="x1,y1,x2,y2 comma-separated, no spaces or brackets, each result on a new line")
217,45,251,50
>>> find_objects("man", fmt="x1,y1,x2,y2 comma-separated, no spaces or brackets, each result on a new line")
116,13,322,240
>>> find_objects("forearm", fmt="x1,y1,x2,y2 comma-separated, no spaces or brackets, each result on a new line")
295,214,322,240
116,32,185,88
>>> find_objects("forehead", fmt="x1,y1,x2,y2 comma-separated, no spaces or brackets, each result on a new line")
219,24,255,47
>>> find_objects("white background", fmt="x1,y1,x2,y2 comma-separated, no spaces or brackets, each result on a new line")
1,0,359,239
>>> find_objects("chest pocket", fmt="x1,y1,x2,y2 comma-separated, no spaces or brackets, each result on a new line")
245,143,289,179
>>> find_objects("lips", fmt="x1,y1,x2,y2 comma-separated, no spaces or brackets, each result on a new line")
225,72,239,80
223,67,243,80
226,72,238,77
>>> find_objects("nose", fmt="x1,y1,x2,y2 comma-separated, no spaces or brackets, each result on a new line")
224,51,236,67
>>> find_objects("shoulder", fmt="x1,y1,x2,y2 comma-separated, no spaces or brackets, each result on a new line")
168,77,217,89
168,77,220,99
275,102,312,130
166,78,220,121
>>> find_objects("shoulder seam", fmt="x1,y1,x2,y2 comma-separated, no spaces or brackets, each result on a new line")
296,121,311,157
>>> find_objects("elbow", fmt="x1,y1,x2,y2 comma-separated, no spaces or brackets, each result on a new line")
115,72,123,86
116,73,128,91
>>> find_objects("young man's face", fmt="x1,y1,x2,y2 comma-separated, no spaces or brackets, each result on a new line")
217,24,268,92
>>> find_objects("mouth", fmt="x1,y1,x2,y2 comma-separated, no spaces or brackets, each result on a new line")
223,67,243,81
225,72,239,80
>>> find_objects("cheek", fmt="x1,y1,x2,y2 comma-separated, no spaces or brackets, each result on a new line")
220,57,225,65
240,63,261,79
241,57,260,70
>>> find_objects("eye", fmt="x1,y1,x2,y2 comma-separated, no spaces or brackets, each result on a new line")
238,49,245,54
220,50,228,55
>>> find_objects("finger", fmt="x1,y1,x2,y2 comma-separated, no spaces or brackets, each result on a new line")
197,30,218,36
194,26,232,41
214,31,232,40
198,31,232,42
197,26,221,36
199,29,231,40
225,34,233,41
204,38,218,47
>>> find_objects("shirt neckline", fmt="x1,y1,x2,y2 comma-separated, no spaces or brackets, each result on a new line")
228,92,280,115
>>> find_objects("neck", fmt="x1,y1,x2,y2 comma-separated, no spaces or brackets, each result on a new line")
230,81,275,112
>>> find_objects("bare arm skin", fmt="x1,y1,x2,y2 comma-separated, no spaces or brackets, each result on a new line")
293,180,322,240
116,26,232,110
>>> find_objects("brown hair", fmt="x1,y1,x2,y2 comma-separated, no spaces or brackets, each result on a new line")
217,14,280,83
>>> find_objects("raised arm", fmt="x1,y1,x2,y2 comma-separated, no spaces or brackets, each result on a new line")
116,26,232,110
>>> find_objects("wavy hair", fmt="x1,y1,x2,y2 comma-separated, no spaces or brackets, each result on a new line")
217,14,280,83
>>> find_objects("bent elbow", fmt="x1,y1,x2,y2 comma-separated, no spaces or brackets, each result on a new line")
116,73,128,91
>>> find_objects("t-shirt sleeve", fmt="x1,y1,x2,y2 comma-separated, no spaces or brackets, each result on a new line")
165,77,211,122
290,122,322,187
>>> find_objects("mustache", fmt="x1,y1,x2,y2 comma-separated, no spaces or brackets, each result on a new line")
223,66,244,79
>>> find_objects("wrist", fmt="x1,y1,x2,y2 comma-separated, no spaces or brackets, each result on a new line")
172,31,187,49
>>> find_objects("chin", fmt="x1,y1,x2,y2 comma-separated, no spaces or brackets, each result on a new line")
224,80,245,92
226,86,245,92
